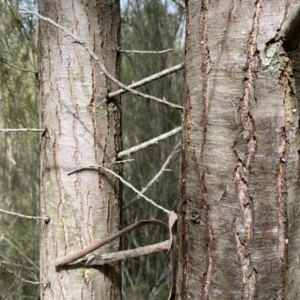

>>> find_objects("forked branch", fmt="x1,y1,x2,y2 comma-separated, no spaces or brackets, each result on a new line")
68,166,171,214
124,141,181,209
52,219,168,267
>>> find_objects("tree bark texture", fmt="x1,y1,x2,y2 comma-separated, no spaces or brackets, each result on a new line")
39,0,121,299
178,1,300,299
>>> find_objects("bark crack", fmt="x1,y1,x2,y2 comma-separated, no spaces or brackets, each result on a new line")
199,0,212,298
54,132,69,250
277,127,289,298
180,87,190,298
232,1,262,298
276,61,292,298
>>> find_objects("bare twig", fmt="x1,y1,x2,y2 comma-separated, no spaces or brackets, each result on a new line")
0,208,49,221
20,8,183,110
117,126,181,159
0,128,44,132
117,48,173,54
113,159,134,164
172,0,185,9
3,237,39,270
0,264,46,285
52,219,168,267
124,141,180,209
68,166,171,214
86,240,170,265
108,63,184,99
0,56,37,74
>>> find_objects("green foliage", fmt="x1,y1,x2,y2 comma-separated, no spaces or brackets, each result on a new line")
121,0,184,298
0,1,39,299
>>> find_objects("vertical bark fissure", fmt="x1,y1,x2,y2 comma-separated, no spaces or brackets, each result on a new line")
199,0,212,298
180,87,191,298
194,155,212,300
87,189,94,244
90,62,99,162
277,128,289,298
58,272,66,299
180,168,188,299
277,61,292,298
232,1,262,298
54,132,68,251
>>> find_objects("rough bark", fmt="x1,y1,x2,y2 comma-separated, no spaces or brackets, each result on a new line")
177,0,300,299
39,0,121,299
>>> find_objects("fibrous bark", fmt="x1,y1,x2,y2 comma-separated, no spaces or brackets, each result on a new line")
178,1,300,299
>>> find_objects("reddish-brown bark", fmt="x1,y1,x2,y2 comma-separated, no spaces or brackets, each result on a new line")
39,0,121,299
178,1,300,299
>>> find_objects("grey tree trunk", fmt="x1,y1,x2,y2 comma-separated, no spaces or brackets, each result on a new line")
177,1,300,299
39,0,121,299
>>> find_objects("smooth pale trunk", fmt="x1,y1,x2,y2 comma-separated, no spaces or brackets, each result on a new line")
39,0,121,299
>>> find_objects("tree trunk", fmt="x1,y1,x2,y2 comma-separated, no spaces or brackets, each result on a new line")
177,1,300,298
39,0,121,299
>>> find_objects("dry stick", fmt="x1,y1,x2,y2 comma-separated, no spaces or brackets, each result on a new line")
124,141,181,209
3,237,39,270
113,159,134,164
0,56,37,74
0,208,49,221
172,0,185,9
52,219,168,267
117,48,173,54
117,126,181,159
0,264,45,285
0,128,44,132
20,8,183,111
68,166,171,214
108,63,184,99
86,240,170,266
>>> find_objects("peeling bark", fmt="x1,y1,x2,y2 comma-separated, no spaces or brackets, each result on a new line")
178,0,300,299
39,0,121,299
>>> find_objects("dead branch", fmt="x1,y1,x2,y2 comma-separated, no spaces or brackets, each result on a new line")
68,166,171,214
0,264,46,285
172,0,185,9
86,240,170,266
52,219,168,267
0,208,49,221
124,141,180,209
3,237,39,270
0,56,37,74
117,126,181,158
108,63,184,99
20,8,183,110
117,48,173,54
0,128,44,132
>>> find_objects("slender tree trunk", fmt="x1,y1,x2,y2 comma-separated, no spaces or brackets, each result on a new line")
177,1,300,298
39,0,121,298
